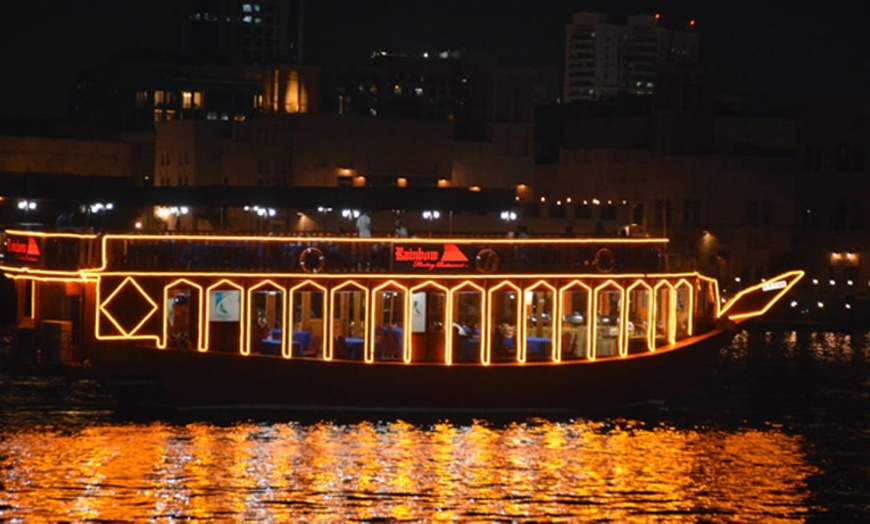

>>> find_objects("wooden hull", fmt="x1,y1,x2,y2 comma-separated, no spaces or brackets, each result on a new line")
94,327,733,417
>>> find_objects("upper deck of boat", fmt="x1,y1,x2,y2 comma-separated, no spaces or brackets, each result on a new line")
2,229,670,276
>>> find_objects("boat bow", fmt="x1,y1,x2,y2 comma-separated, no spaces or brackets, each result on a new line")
718,270,804,323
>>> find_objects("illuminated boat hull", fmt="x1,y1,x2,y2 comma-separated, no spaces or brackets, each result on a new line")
95,328,731,415
1,230,803,414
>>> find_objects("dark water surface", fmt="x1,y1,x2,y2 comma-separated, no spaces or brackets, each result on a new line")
1,328,867,522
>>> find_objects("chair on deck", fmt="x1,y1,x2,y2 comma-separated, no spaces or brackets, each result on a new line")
333,336,349,359
304,334,322,358
381,325,399,358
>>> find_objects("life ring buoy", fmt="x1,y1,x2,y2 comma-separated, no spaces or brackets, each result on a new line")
299,247,326,273
475,248,500,273
593,247,615,273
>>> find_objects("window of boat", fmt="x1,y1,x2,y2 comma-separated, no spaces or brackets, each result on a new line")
20,279,35,325
290,282,326,359
408,284,448,363
626,281,652,354
653,283,674,348
249,283,284,357
166,286,197,351
594,282,622,358
206,283,243,353
488,282,520,363
695,279,717,334
372,285,405,362
450,283,484,363
330,282,368,361
557,282,589,361
675,281,692,340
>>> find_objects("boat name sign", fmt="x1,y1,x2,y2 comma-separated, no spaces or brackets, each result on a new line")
5,236,42,264
761,280,787,292
394,244,470,272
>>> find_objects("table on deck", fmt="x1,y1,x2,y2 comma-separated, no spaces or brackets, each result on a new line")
526,336,551,357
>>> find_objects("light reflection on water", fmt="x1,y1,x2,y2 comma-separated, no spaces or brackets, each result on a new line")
0,419,818,521
0,327,866,521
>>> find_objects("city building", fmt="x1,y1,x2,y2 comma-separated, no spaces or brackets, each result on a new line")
564,12,699,103
182,0,301,65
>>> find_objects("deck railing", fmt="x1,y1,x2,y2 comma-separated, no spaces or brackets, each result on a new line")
100,236,666,275
3,231,667,276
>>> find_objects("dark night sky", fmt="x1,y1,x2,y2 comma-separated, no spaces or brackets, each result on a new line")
0,0,866,118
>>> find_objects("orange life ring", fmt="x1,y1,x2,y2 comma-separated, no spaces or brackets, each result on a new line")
299,246,326,273
475,248,500,273
593,247,615,273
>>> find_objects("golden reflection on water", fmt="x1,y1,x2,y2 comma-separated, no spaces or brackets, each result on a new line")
0,420,818,521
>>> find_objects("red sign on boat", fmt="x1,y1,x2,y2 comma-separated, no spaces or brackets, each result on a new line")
5,236,42,263
393,244,470,271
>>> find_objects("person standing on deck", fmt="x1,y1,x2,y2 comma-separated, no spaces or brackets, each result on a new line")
394,219,408,238
356,211,372,238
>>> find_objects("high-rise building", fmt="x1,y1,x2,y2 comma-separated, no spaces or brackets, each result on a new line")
68,1,315,132
564,13,699,103
183,0,300,65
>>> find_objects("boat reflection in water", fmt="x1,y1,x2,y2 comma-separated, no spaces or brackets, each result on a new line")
0,418,817,521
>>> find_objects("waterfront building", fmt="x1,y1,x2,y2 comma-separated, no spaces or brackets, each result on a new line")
564,12,699,103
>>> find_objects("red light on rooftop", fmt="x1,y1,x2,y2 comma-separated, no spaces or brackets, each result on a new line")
654,13,661,20
689,19,696,26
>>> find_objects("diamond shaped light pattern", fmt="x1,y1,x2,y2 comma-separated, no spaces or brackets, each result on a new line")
100,277,159,336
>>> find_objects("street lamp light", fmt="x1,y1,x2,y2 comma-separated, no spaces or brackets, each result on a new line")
341,209,360,220
17,199,38,211
87,202,115,231
155,205,189,231
422,210,440,237
244,205,276,233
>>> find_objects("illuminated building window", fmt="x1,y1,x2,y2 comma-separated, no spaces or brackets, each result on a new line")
154,90,164,105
